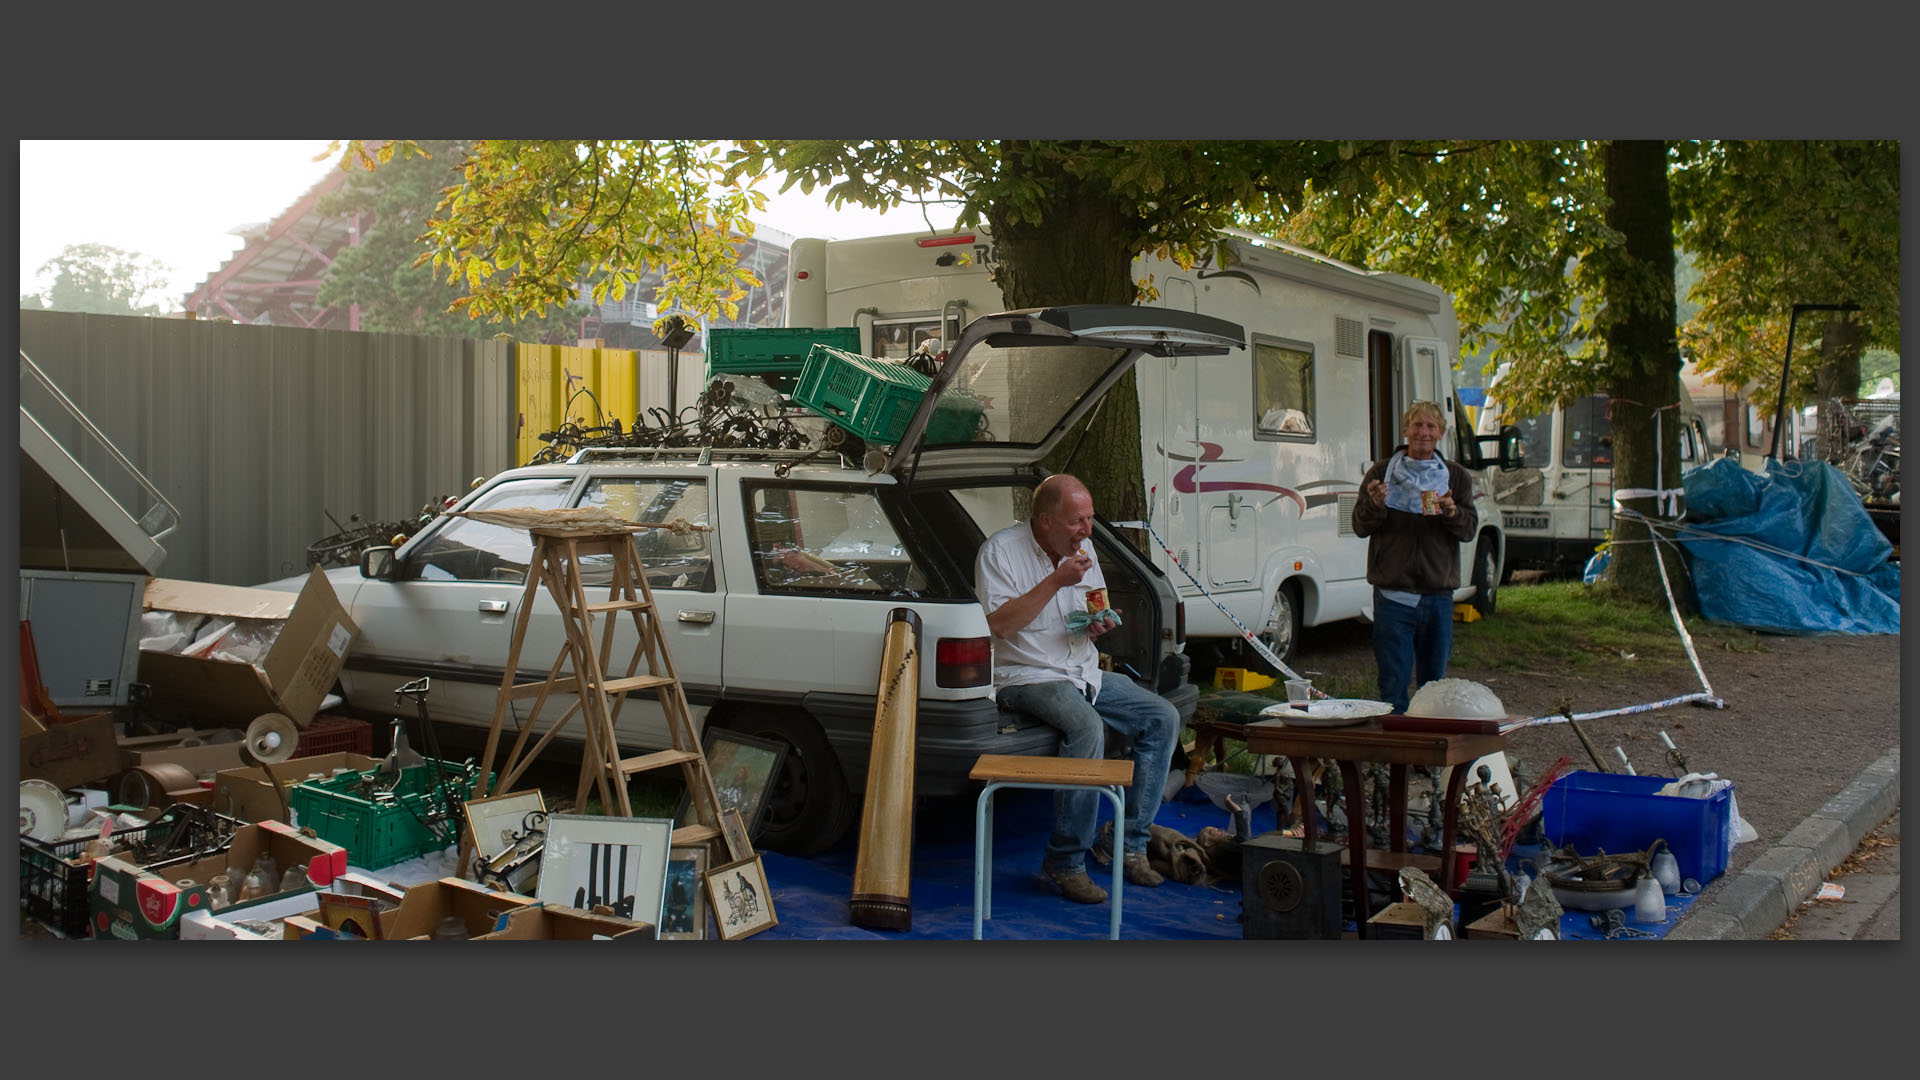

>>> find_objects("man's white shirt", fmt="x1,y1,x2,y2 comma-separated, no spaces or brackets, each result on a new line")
975,521,1106,701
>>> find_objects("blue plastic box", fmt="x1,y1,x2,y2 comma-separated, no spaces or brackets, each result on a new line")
1539,771,1732,885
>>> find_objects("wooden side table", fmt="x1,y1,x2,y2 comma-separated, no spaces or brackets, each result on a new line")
1215,717,1506,938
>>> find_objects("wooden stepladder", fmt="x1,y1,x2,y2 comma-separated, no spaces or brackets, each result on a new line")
471,522,733,860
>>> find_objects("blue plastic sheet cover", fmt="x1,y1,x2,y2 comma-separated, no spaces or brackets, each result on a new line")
1677,458,1899,634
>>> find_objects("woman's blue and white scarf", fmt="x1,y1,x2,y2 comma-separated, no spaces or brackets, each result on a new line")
1383,450,1450,515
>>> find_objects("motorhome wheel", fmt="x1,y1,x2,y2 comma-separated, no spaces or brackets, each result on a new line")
1258,581,1302,666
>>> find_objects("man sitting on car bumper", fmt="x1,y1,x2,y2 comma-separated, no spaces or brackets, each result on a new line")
975,474,1178,904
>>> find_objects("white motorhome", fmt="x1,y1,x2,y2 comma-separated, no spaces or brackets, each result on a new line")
1474,363,1754,577
1681,365,1801,468
781,228,1515,664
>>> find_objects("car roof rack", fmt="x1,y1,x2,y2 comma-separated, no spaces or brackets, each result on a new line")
567,446,834,465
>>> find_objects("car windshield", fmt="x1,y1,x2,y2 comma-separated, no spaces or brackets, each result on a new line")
925,342,1129,449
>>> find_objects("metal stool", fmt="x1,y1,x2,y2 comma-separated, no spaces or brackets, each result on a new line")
971,754,1134,940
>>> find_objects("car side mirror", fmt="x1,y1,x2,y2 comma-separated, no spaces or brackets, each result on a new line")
1500,425,1526,469
361,545,396,579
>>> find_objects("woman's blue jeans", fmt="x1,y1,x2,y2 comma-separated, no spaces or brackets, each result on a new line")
997,670,1178,874
1372,588,1455,713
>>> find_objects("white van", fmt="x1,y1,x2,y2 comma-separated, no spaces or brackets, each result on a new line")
781,229,1516,664
1474,366,1720,577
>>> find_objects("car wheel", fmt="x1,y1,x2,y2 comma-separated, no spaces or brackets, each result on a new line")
1256,580,1302,667
1471,538,1499,616
713,708,854,857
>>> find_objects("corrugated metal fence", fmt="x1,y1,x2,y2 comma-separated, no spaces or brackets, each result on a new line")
18,310,514,586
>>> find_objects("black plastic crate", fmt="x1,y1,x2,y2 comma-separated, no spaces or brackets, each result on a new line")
20,804,241,938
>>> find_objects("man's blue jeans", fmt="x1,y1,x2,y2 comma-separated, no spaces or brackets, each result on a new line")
997,670,1179,874
1372,588,1455,713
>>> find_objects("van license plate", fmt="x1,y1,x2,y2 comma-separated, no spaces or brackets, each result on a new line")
1503,513,1550,530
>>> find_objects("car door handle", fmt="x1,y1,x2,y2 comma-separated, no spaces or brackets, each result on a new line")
478,600,510,614
677,609,715,625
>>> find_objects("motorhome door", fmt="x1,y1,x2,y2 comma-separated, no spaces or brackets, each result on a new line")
1151,277,1198,583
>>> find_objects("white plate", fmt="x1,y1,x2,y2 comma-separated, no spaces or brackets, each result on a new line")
19,780,68,843
1253,698,1394,727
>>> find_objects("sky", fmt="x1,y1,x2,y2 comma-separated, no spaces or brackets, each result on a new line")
17,140,960,308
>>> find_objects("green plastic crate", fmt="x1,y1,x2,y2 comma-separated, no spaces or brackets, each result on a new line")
287,759,491,869
791,344,985,446
706,327,860,389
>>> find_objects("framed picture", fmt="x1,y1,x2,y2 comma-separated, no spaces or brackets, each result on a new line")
676,727,787,841
706,854,777,940
660,845,709,941
719,808,753,863
464,789,548,864
536,814,674,929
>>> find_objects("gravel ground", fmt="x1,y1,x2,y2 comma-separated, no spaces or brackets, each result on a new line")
1284,618,1903,905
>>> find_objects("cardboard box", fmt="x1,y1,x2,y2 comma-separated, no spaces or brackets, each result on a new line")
214,752,380,823
117,727,248,779
20,711,121,788
476,904,657,941
378,877,537,940
138,566,359,730
88,819,348,940
280,873,411,940
180,889,335,941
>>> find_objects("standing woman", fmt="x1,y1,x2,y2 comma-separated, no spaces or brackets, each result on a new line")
1351,401,1478,713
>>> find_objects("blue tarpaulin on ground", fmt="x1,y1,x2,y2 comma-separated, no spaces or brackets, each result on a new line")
1677,458,1899,634
744,788,1691,941
752,785,1265,940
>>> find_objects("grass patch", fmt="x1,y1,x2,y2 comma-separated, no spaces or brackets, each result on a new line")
1449,579,1767,675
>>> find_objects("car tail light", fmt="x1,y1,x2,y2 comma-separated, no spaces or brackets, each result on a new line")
935,636,992,688
1175,601,1186,644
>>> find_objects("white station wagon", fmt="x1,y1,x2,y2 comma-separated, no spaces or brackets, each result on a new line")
283,306,1246,854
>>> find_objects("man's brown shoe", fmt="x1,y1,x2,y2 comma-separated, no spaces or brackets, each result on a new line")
1123,852,1165,887
1042,864,1108,904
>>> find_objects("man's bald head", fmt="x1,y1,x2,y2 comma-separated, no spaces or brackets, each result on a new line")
1030,474,1096,560
1033,474,1090,517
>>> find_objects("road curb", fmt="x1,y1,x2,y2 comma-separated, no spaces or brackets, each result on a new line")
1669,748,1900,940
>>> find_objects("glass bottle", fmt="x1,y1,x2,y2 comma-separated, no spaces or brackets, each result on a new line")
207,874,234,911
240,869,269,901
433,915,469,940
252,852,279,892
279,864,309,892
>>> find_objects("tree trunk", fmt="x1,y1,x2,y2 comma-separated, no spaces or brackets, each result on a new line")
1600,140,1688,611
1812,314,1865,462
983,145,1149,524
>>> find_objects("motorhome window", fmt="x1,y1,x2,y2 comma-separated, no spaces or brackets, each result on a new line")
1745,403,1766,450
409,477,574,582
944,342,1127,447
1502,409,1555,469
578,477,714,591
1679,421,1701,465
1563,395,1613,469
871,318,951,361
744,485,928,597
1253,342,1315,439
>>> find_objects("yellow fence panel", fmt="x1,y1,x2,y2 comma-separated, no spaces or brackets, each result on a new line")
513,344,640,466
